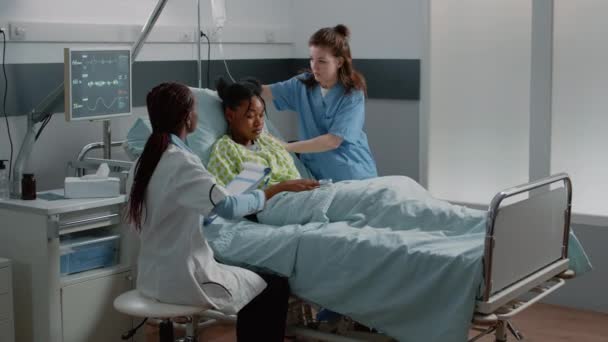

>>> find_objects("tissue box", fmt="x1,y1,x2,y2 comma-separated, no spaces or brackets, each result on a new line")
64,177,120,198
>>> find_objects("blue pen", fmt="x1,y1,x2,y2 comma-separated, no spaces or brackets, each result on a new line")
203,209,218,226
262,168,271,189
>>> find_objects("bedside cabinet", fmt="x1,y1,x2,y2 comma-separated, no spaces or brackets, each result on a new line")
0,258,15,342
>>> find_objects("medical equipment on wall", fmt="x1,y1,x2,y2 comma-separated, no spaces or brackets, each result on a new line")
63,47,133,180
10,88,60,198
209,0,236,82
210,0,226,30
9,0,169,199
64,48,132,122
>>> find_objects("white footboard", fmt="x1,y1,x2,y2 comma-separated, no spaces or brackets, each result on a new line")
476,173,572,314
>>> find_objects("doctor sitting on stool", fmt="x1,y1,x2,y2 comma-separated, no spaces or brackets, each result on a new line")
126,82,318,341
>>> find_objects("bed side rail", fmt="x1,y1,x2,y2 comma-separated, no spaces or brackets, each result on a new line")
480,173,572,308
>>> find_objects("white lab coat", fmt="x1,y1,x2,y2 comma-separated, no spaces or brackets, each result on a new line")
127,144,266,314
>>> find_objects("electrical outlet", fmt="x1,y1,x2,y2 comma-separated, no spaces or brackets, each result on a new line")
179,31,193,43
0,24,7,39
206,29,216,41
265,30,276,43
10,24,26,41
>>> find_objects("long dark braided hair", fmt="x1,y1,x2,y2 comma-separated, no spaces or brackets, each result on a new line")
127,82,195,231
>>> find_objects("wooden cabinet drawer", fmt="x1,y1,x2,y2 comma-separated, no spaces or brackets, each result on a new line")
0,267,8,294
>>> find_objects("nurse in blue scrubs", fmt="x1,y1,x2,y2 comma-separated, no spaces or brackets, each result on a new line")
262,24,378,182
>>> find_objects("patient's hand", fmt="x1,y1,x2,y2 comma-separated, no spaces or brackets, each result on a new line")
278,179,319,192
264,179,319,200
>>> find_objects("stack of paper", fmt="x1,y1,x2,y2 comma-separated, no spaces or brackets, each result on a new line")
225,162,271,194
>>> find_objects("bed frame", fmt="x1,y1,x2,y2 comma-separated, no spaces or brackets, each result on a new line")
469,172,573,342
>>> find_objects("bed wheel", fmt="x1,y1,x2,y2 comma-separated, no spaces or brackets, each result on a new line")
472,313,498,326
557,269,576,279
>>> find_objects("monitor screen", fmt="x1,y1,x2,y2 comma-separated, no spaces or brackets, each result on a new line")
64,48,132,121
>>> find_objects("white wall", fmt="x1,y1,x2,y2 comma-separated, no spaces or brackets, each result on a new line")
543,1,608,313
0,0,291,32
0,0,293,63
291,0,424,178
365,100,419,178
291,0,423,59
426,0,531,204
0,0,294,190
544,224,608,313
551,1,608,218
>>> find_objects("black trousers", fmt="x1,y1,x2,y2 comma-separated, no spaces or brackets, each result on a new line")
236,273,290,341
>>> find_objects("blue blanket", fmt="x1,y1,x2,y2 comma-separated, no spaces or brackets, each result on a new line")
204,176,591,341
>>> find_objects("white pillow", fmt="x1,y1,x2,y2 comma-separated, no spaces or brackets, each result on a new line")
185,88,228,166
124,87,315,179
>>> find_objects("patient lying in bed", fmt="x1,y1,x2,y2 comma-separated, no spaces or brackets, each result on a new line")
205,78,593,342
207,77,304,189
205,77,589,274
207,78,487,231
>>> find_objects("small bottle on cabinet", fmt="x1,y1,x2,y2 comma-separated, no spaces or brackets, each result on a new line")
21,173,37,200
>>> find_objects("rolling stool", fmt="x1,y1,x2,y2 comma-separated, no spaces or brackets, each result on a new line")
114,290,211,342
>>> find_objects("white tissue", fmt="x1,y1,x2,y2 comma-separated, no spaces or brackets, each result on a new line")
64,163,119,198
81,163,110,180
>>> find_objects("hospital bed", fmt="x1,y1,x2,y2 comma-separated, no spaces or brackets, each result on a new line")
72,87,589,342
285,172,578,342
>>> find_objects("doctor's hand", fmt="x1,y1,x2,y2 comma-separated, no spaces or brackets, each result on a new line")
263,179,320,200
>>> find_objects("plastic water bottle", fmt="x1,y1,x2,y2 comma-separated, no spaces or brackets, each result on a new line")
0,160,9,200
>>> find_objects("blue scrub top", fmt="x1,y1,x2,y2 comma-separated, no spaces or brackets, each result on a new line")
270,73,378,181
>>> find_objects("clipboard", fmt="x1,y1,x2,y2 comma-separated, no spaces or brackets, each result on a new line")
204,162,271,225
225,162,272,195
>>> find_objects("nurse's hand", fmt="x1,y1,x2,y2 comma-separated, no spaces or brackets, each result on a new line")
264,179,320,200
285,134,343,153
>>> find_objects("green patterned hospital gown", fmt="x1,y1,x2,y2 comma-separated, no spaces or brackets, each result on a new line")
207,133,301,188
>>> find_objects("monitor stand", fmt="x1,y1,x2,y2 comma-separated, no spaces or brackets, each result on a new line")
102,120,112,159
